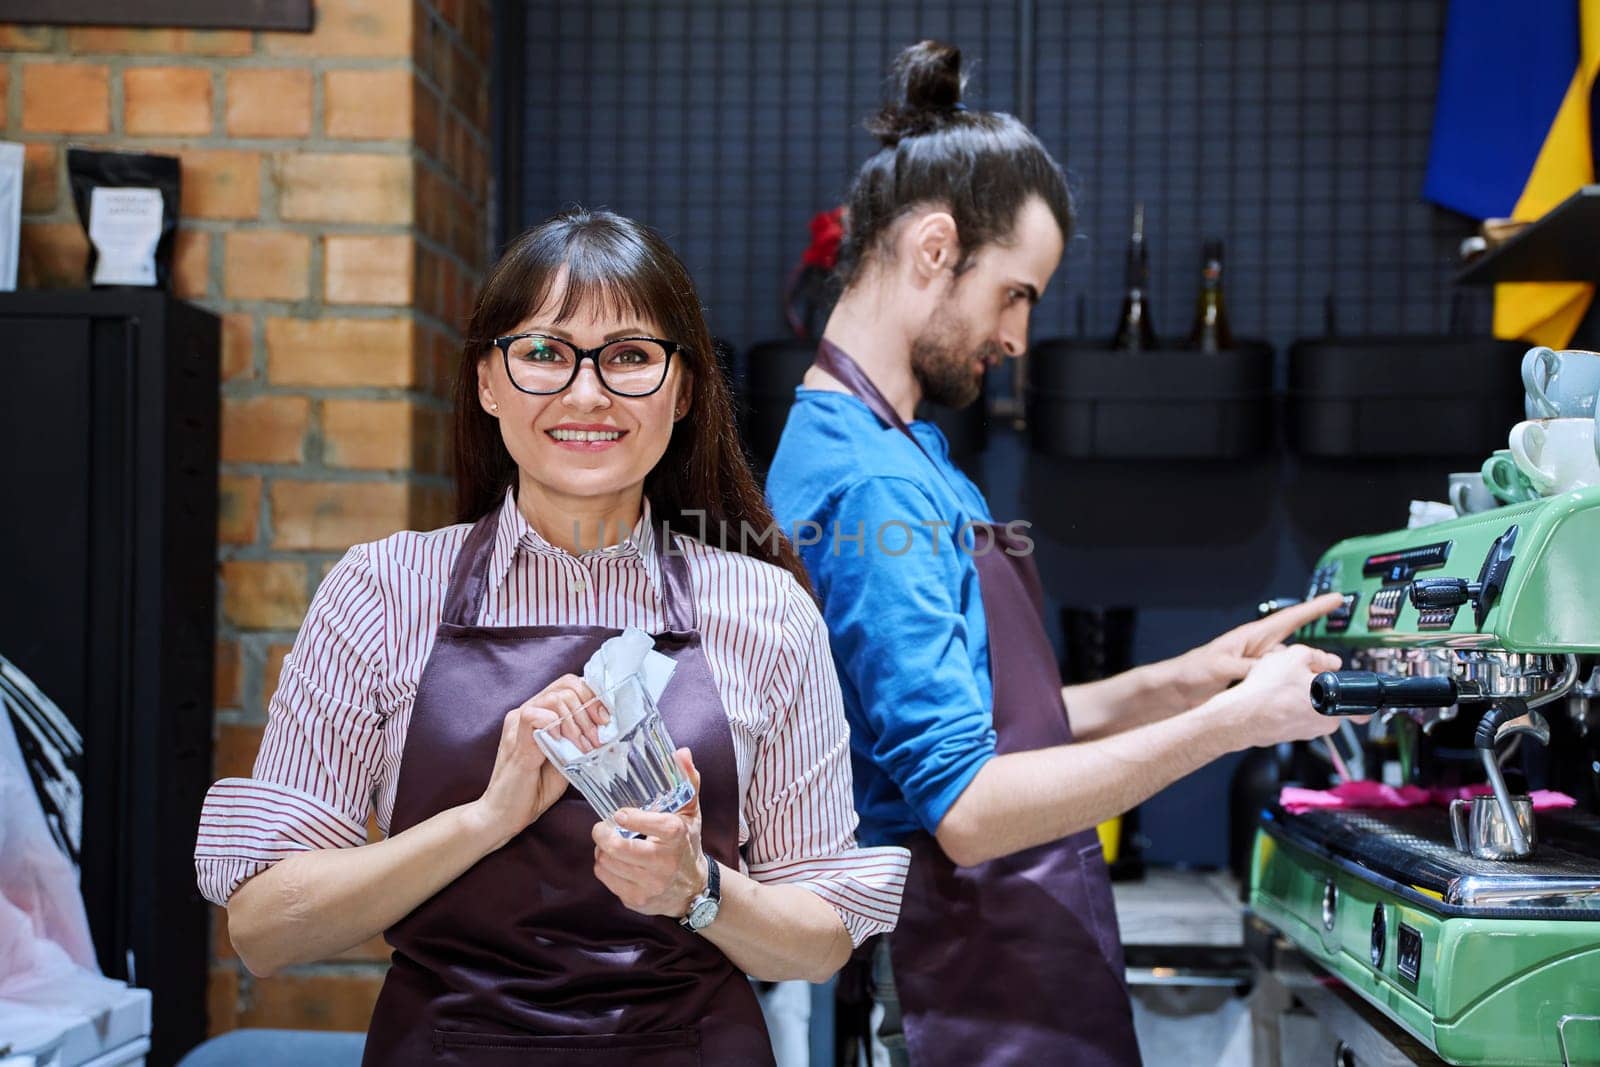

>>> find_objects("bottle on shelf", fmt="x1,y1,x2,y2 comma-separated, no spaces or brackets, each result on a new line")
1110,203,1158,352
1183,238,1233,352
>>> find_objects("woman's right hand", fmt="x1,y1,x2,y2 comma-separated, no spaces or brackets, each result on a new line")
470,674,606,850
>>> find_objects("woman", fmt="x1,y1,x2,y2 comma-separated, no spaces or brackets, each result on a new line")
194,210,909,1064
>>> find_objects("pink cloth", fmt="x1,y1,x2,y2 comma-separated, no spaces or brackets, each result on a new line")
1431,783,1576,810
1279,781,1431,813
1279,780,1577,815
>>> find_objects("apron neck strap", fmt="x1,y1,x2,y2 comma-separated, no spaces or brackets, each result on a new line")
815,338,971,508
814,338,928,458
441,510,500,627
440,500,699,633
656,530,699,633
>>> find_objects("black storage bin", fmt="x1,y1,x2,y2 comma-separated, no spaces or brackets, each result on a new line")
1026,339,1274,459
1286,336,1525,458
740,338,987,471
740,338,817,470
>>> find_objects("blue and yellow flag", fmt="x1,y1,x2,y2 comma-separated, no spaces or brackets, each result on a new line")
1424,0,1599,347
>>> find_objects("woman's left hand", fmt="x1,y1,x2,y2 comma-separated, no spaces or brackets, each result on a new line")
591,748,709,919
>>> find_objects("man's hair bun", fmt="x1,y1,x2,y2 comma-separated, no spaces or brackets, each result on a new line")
865,39,967,147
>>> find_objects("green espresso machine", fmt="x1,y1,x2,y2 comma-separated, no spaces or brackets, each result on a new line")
1249,486,1600,1066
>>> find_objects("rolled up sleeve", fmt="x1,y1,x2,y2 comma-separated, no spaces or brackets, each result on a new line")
194,545,389,906
742,580,909,946
818,476,997,836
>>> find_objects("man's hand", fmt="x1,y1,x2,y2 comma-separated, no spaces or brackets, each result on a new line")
1166,593,1347,708
1223,644,1349,748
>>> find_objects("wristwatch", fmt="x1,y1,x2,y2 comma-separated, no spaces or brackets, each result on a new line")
679,857,721,932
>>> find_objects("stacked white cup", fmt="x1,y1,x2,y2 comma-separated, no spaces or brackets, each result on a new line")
1507,346,1600,496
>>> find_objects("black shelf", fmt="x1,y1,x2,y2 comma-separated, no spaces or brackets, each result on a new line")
1026,339,1274,460
1454,185,1600,285
1285,335,1524,459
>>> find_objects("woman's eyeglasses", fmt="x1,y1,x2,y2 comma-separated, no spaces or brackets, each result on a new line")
492,333,685,397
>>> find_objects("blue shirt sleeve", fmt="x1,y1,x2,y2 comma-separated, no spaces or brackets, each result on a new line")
805,475,996,835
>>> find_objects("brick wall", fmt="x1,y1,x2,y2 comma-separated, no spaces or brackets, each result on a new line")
1,0,493,1039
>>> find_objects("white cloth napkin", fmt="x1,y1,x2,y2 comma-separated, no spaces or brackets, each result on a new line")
1407,500,1457,528
539,627,676,764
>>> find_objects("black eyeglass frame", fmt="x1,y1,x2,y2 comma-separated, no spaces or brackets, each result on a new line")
491,332,687,397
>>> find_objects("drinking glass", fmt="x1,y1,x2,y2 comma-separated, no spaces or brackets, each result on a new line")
532,673,694,836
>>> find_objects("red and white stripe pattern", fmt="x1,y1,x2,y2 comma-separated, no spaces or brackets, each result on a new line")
195,490,907,945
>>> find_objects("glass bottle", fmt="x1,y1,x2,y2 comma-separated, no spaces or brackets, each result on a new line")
1184,238,1233,352
1110,203,1157,351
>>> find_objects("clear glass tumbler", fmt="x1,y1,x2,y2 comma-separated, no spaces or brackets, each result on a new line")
531,672,694,835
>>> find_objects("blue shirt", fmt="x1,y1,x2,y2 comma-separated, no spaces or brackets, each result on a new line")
766,388,996,846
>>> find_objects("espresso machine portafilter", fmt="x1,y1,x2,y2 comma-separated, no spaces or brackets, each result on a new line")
1308,638,1575,859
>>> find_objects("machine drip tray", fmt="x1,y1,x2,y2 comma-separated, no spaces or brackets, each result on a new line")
1264,805,1600,915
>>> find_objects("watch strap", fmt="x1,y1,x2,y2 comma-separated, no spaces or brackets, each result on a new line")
705,856,721,901
680,857,720,930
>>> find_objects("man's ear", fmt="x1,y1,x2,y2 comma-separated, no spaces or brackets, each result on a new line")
906,209,960,283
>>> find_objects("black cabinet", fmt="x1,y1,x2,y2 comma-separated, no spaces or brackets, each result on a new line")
0,291,218,1066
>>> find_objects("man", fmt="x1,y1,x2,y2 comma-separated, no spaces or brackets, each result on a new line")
765,40,1346,1066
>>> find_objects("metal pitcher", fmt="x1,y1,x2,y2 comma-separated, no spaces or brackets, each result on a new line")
1449,793,1537,861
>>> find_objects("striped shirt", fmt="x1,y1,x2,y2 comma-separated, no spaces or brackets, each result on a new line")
194,490,908,946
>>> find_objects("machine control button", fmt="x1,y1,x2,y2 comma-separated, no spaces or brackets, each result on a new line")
1410,577,1474,610
1322,879,1338,932
1324,593,1358,634
1370,902,1387,969
1397,922,1422,983
1367,586,1406,630
1417,607,1460,630
1307,561,1342,598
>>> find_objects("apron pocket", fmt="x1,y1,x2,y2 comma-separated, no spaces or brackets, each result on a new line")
432,1027,700,1064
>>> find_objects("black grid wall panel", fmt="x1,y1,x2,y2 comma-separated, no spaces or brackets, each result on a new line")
520,0,1482,354
1034,0,1478,348
521,0,1018,351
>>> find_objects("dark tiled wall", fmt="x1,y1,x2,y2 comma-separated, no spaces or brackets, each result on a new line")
518,0,1484,354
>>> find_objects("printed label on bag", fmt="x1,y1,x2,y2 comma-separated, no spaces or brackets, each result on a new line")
88,186,162,286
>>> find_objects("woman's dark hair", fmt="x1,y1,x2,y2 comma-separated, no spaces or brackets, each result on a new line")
837,40,1075,286
455,209,813,594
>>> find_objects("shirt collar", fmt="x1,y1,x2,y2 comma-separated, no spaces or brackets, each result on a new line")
486,488,663,600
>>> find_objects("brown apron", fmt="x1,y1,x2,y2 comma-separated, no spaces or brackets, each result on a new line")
361,509,775,1065
814,340,1141,1066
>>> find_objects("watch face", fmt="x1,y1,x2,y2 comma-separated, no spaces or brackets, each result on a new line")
687,898,719,930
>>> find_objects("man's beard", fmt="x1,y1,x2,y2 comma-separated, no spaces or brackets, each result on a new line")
910,310,995,410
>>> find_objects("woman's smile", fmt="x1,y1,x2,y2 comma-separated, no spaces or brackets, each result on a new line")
545,422,630,452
